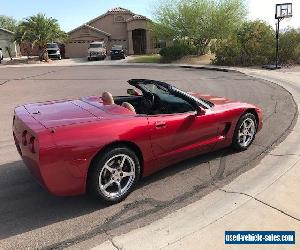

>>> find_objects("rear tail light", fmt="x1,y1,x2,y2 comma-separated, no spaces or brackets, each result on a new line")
21,130,36,153
29,136,36,153
22,130,28,146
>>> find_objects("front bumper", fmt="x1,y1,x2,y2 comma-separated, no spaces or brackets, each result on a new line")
48,53,61,58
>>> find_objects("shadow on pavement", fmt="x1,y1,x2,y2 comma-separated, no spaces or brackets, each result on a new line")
0,148,240,240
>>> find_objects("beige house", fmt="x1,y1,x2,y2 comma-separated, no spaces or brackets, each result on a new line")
65,7,156,58
0,28,20,58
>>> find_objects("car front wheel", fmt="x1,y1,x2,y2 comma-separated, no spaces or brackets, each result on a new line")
88,147,141,204
232,113,257,150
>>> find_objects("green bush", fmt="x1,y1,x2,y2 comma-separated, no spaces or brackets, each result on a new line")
279,28,300,64
159,43,196,62
211,36,241,66
295,44,300,64
212,21,275,66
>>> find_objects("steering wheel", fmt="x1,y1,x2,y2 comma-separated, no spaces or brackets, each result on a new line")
143,92,155,107
139,92,155,114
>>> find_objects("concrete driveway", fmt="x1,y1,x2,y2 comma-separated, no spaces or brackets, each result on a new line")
0,65,296,249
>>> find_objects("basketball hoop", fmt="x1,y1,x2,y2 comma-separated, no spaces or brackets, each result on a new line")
275,3,292,19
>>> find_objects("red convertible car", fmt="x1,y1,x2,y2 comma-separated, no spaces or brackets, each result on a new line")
13,79,262,204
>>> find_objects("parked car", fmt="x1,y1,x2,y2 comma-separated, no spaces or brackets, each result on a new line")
47,43,61,60
13,79,262,204
88,41,106,61
110,45,126,60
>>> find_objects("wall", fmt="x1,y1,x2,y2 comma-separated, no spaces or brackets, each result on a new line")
0,30,19,57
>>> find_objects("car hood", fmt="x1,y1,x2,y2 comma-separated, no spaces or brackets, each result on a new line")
23,97,132,128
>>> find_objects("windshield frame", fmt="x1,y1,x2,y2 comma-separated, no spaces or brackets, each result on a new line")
47,43,59,49
111,45,123,50
89,43,103,49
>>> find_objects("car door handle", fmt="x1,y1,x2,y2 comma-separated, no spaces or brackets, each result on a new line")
155,121,167,129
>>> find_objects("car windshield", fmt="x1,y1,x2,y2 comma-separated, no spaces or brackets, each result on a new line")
133,80,214,109
139,83,169,97
47,44,58,49
89,44,103,48
112,45,122,50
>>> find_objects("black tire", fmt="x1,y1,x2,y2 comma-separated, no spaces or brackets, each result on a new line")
87,146,141,204
232,113,257,151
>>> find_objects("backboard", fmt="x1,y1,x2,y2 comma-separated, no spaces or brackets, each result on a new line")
275,3,292,19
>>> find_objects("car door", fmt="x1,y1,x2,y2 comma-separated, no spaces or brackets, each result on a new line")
147,110,222,173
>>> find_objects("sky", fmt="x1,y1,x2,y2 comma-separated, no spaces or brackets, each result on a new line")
0,0,298,32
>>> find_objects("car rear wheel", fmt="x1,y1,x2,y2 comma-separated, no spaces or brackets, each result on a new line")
232,113,257,150
88,147,141,204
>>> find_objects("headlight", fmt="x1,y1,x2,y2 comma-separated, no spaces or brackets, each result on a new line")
56,50,60,54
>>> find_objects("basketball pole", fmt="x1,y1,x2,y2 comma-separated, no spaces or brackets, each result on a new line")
263,3,292,70
275,18,280,68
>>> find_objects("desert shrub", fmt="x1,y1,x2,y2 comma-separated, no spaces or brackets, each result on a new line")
279,28,300,64
295,44,300,64
213,21,275,66
211,36,241,65
159,42,196,62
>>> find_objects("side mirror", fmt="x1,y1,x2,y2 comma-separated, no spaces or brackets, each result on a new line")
127,88,141,96
196,107,206,116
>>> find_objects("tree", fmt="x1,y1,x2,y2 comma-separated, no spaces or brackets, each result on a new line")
14,13,67,61
237,21,275,65
0,15,18,32
152,0,247,54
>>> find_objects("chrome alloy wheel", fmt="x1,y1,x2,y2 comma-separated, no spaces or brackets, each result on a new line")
238,118,256,147
98,154,136,199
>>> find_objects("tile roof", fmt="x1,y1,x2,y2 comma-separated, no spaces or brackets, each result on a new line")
0,27,14,34
126,14,149,22
108,7,132,13
68,7,150,33
68,24,111,36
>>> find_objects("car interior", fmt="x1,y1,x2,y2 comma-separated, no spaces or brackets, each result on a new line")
114,85,196,115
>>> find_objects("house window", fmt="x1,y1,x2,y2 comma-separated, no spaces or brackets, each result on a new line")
114,15,125,23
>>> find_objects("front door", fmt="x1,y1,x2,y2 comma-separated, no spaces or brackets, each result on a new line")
132,29,146,54
147,111,221,174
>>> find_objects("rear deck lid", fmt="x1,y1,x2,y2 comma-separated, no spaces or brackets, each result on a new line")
24,100,98,128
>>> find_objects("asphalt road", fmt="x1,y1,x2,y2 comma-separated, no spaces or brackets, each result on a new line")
0,65,297,249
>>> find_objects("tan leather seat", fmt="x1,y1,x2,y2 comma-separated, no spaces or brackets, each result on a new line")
102,91,114,105
121,102,136,114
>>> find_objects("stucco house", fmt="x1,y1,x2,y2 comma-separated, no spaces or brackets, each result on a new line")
0,28,20,58
65,7,156,58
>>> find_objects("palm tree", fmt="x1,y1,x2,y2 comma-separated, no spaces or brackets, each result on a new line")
14,13,67,61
